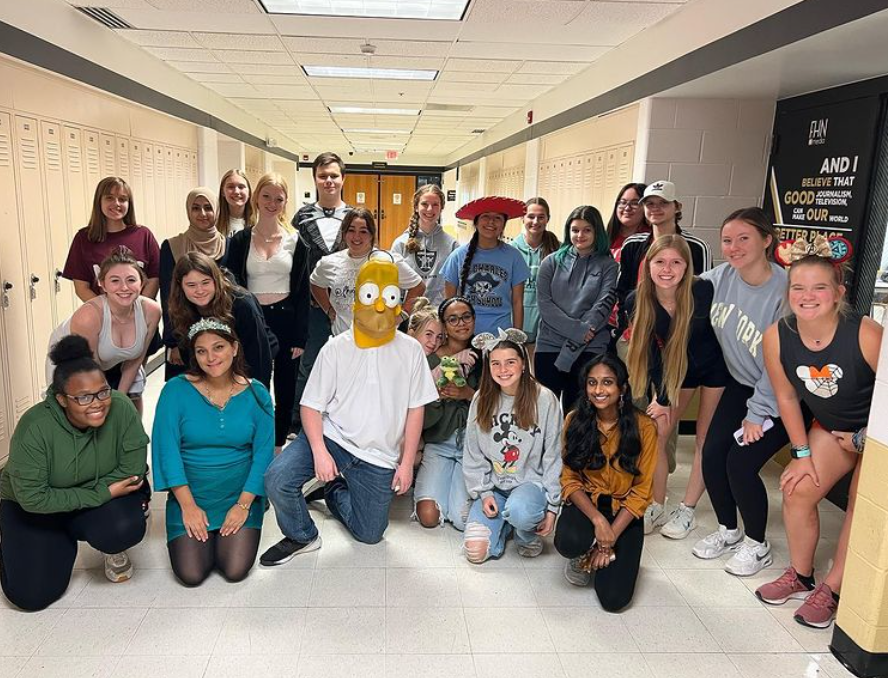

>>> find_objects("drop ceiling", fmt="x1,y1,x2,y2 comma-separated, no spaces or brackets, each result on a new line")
63,0,691,161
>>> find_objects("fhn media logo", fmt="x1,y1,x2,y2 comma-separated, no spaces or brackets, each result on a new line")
809,118,828,146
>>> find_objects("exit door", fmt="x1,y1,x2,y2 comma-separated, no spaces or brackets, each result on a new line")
342,173,417,250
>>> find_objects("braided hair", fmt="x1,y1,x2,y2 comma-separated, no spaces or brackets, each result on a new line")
406,185,446,254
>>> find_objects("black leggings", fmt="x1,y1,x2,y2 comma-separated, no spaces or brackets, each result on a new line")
554,495,644,612
534,351,598,415
701,376,789,543
0,496,146,611
262,299,301,446
168,528,261,586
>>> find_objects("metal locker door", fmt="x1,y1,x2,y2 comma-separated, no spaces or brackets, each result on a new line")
83,129,102,201
0,112,37,420
163,146,176,240
99,132,117,177
127,138,145,225
63,126,88,233
141,141,156,229
153,145,167,238
39,120,76,325
14,115,55,398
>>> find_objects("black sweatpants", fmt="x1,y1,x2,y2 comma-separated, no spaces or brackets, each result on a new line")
0,495,147,611
534,351,598,415
701,376,789,543
554,494,644,612
261,298,301,446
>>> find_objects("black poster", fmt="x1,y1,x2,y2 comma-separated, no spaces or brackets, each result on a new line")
764,96,882,287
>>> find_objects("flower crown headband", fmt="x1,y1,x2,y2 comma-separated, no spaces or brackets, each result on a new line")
774,232,852,268
188,318,233,340
471,327,528,354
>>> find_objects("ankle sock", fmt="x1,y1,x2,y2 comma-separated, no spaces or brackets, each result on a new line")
832,590,840,603
797,571,816,590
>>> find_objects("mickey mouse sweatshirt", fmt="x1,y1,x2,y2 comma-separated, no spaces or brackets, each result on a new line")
463,386,563,512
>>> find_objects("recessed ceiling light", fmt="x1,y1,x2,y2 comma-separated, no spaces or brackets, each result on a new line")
305,65,437,81
329,106,420,115
262,0,468,20
343,129,411,135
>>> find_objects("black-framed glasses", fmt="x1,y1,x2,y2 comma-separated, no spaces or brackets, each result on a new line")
445,312,474,326
64,387,113,406
617,200,640,209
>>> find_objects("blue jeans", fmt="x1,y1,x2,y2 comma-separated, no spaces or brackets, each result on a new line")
414,431,471,530
264,432,395,544
464,483,546,561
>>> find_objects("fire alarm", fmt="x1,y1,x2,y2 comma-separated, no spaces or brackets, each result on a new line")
527,110,533,125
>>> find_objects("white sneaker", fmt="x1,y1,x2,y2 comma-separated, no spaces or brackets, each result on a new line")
643,502,667,535
563,558,591,587
692,525,744,559
517,537,543,558
660,503,696,540
725,539,772,577
103,552,133,583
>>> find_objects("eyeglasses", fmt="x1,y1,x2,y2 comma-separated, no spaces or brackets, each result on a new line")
64,387,112,406
445,312,474,326
617,200,640,210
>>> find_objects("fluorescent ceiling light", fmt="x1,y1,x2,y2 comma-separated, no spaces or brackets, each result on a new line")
343,129,411,135
329,106,420,115
304,66,437,81
262,0,468,20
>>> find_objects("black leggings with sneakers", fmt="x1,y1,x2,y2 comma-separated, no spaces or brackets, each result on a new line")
701,376,790,543
0,495,147,611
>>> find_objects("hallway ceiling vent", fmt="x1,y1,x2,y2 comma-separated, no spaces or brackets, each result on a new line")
425,103,473,112
74,6,133,29
471,129,485,134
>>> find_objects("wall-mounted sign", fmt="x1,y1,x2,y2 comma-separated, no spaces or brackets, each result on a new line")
764,96,882,292
447,190,457,201
356,192,366,204
393,193,402,205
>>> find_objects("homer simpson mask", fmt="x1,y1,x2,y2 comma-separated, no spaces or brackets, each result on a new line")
353,252,402,348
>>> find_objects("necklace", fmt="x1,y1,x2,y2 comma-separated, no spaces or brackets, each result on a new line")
252,227,282,244
109,306,135,324
201,378,236,410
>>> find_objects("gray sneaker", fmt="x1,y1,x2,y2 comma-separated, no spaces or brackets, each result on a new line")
103,552,133,583
517,537,543,558
660,503,697,540
563,557,591,586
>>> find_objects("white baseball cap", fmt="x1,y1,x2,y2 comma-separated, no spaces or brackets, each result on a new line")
641,180,678,203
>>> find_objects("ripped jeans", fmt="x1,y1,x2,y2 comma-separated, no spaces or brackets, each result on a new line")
463,483,546,562
413,431,471,530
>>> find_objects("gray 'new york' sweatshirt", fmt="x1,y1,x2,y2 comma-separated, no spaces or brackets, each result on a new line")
701,262,787,424
463,386,564,511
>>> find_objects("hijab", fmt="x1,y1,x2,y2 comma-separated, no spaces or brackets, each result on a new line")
168,187,226,262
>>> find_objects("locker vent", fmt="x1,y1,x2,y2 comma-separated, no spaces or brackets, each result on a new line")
0,131,10,168
67,141,83,173
74,6,133,29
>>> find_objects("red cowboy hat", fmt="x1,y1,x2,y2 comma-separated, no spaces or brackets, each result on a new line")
455,196,527,221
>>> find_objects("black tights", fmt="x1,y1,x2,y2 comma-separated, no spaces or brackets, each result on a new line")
534,351,598,415
702,376,790,543
168,528,261,586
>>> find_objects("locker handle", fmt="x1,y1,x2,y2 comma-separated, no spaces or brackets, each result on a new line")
2,281,11,291
1,280,10,309
29,274,39,301
31,275,40,285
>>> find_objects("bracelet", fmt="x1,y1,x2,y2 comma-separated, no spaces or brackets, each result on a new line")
852,428,867,453
236,502,250,512
790,444,812,459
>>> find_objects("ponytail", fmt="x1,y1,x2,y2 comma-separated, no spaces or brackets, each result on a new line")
459,231,480,295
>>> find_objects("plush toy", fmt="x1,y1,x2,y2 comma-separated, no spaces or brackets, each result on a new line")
436,355,467,389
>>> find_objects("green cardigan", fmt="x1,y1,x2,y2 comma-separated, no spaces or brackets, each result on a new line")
0,390,148,513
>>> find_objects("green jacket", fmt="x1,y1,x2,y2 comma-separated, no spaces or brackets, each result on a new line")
422,352,481,444
0,390,148,513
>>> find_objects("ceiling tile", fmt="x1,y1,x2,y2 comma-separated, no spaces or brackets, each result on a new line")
146,0,261,12
215,50,295,64
282,36,452,58
464,0,586,26
241,73,308,85
116,29,201,48
195,32,286,51
185,72,245,83
206,82,261,96
450,40,608,61
505,73,566,85
445,58,521,73
234,63,304,75
517,60,587,75
70,0,153,7
169,61,232,73
251,84,317,98
495,83,551,98
145,46,216,61
439,70,507,84
433,82,495,94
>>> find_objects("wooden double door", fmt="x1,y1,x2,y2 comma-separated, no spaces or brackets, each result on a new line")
342,173,416,250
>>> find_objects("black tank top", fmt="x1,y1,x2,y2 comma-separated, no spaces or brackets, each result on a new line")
778,313,875,431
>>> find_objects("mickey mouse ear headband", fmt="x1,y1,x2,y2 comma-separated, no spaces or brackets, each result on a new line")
774,232,852,268
472,327,528,354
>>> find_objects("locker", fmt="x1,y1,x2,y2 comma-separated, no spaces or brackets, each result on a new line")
164,146,176,239
128,138,145,225
153,145,167,239
99,132,117,177
63,126,89,231
83,129,102,201
39,120,76,325
142,142,157,230
0,111,37,424
14,116,55,397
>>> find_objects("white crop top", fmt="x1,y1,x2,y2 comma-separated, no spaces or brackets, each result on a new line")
246,233,298,295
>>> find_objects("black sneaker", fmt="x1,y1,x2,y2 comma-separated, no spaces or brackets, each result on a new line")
259,536,322,566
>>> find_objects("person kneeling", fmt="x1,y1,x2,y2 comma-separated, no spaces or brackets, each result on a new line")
0,336,148,611
554,354,657,612
152,319,275,586
261,254,439,564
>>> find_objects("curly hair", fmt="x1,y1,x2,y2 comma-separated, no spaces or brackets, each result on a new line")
563,354,644,476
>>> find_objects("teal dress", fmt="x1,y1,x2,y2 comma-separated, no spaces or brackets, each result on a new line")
151,376,274,542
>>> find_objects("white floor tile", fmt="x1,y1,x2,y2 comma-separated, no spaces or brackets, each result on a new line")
110,655,209,678
384,607,470,653
561,653,652,678
385,567,461,607
314,522,386,568
472,653,565,678
457,567,538,607
541,607,639,653
464,608,554,653
524,566,602,608
0,609,64,656
0,657,27,678
125,608,227,656
644,652,743,678
213,608,306,655
623,607,720,653
296,654,386,677
20,656,118,678
667,569,763,608
385,521,455,568
204,654,299,678
309,567,385,607
631,566,690,607
228,568,314,607
385,654,476,678
694,608,804,653
300,608,385,654
766,606,834,653
727,653,828,678
35,608,147,656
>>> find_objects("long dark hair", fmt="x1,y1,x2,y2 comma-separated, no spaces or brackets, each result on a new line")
169,252,236,345
606,182,647,244
187,321,250,380
524,197,560,258
563,354,643,476
553,205,609,267
87,177,138,242
475,340,539,432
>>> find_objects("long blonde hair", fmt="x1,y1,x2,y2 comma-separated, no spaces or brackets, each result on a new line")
250,172,290,230
626,235,694,405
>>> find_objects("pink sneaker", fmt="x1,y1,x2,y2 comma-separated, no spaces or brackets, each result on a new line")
755,567,811,605
794,583,838,628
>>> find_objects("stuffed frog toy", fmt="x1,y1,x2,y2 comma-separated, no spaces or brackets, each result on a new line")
435,355,467,389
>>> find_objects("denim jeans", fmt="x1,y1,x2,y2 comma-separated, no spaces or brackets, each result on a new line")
414,430,471,531
264,431,395,544
464,483,546,561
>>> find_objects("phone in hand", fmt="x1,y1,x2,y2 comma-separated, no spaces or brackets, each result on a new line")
733,418,774,446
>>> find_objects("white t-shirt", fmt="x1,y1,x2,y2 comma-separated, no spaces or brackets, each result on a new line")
301,330,439,469
318,216,342,250
310,249,422,335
